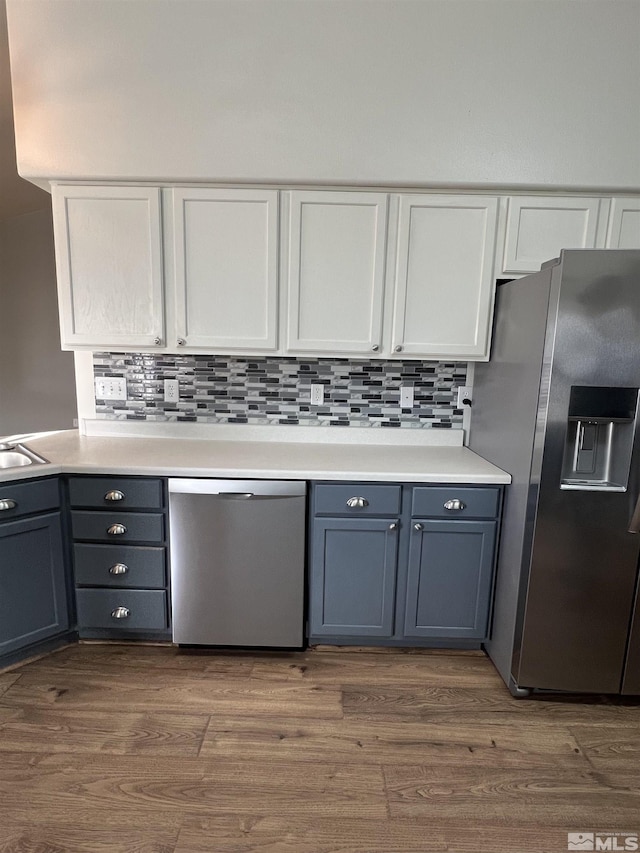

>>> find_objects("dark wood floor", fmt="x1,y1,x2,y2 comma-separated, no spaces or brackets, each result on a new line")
0,643,639,852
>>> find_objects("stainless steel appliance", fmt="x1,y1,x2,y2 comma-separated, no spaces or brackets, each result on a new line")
471,249,640,696
168,479,306,647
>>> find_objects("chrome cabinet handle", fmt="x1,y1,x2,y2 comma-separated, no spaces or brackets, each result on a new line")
154,337,162,346
109,563,129,575
444,499,466,511
104,490,125,502
371,345,379,352
0,499,17,511
629,494,640,533
177,338,186,346
107,523,127,536
389,522,398,531
346,497,369,509
111,606,130,620
414,522,423,531
394,345,403,353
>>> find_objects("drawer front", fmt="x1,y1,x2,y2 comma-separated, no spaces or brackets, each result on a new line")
76,589,168,631
0,478,59,519
74,543,166,588
68,477,164,510
314,484,401,517
411,487,500,519
71,511,165,543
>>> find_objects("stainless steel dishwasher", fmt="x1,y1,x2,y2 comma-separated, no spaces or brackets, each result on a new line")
168,479,306,647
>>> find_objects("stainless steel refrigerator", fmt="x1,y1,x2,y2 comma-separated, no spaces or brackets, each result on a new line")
471,249,640,696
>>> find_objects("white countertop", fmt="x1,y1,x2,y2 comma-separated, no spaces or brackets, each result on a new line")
0,428,510,485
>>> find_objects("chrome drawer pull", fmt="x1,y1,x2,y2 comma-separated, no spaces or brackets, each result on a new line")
107,523,127,536
444,499,466,511
0,499,17,511
109,563,129,575
111,606,130,620
104,490,125,502
389,522,398,531
346,497,369,509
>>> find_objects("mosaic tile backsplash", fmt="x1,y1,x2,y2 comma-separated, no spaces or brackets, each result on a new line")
93,353,467,429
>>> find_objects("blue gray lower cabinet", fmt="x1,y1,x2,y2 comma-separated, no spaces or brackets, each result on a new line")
68,476,170,639
308,482,502,646
0,507,70,661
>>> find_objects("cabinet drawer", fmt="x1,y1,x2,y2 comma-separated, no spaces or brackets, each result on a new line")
71,511,164,543
314,484,401,517
411,487,500,519
68,477,163,510
0,478,59,519
74,543,166,588
76,589,168,631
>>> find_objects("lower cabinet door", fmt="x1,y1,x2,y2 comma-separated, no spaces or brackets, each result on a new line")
404,520,496,639
310,518,399,637
0,512,69,657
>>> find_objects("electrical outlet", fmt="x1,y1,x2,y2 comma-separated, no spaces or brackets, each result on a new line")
310,384,324,405
164,379,180,403
457,386,473,408
94,377,127,401
400,385,414,408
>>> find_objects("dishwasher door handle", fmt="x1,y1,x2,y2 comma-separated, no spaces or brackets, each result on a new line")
217,492,255,499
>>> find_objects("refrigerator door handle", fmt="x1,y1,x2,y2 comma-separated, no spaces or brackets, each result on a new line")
628,493,640,534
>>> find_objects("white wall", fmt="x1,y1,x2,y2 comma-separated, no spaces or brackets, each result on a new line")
0,208,77,436
6,0,640,192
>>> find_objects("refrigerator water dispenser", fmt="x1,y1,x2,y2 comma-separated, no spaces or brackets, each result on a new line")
561,386,639,491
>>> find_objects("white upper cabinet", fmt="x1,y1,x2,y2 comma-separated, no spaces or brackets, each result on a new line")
499,196,607,276
52,186,164,349
285,191,388,355
606,198,640,248
171,188,279,351
391,195,499,360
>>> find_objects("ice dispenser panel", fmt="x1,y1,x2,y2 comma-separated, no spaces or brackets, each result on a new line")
561,386,638,491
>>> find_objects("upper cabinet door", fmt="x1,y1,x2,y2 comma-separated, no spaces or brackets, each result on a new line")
171,188,279,351
52,186,164,349
500,196,606,275
286,191,388,355
606,198,640,248
391,194,499,361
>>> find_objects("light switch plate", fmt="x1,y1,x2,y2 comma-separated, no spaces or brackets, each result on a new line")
400,385,414,408
95,377,127,401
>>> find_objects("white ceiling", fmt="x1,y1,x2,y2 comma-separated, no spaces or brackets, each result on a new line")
0,0,49,222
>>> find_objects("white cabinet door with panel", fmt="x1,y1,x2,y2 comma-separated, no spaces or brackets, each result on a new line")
391,194,499,360
500,196,606,276
286,191,388,355
171,188,279,352
52,186,164,350
606,198,640,249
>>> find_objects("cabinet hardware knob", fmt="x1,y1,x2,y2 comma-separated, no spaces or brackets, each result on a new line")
389,522,398,531
443,499,466,511
177,338,186,346
413,522,423,531
0,499,17,511
107,523,127,536
394,345,403,353
371,344,379,352
111,606,130,620
154,337,162,346
104,490,125,502
346,496,369,509
109,563,129,575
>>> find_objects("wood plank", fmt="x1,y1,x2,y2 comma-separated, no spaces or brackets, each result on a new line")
383,763,640,824
0,825,178,853
1,669,343,718
343,686,640,726
571,725,640,770
173,814,577,853
0,672,21,697
0,707,210,756
0,752,386,819
250,649,503,687
200,715,587,769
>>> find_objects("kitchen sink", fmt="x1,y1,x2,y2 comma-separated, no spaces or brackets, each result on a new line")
0,443,49,469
